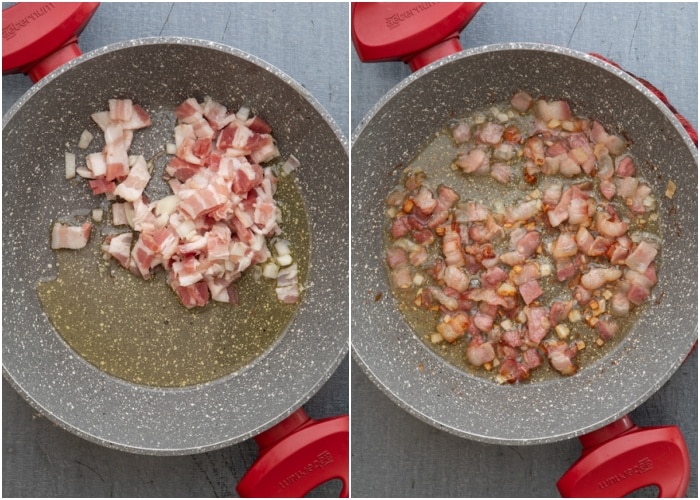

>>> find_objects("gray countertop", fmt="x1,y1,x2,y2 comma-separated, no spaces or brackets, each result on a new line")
2,3,348,497
350,2,697,498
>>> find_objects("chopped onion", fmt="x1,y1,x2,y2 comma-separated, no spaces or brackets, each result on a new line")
262,261,280,279
92,208,104,222
665,180,677,199
281,154,301,176
65,152,77,179
77,129,94,149
236,105,250,121
277,253,293,267
165,143,177,155
76,166,95,179
155,194,180,217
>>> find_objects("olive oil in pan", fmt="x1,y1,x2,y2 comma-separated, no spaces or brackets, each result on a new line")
38,177,310,388
386,118,659,383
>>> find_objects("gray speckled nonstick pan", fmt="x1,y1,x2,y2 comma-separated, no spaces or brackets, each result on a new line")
3,37,348,454
351,43,697,445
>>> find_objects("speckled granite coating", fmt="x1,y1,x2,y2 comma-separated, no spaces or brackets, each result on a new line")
351,43,697,445
3,37,348,454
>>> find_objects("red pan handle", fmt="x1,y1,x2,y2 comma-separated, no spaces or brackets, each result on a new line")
2,2,99,82
236,408,349,497
351,2,482,72
557,415,690,497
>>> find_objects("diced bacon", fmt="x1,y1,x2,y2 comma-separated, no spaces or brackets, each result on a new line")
88,177,116,195
515,231,540,258
596,318,619,340
276,263,300,304
206,277,238,304
109,99,133,122
121,104,152,130
391,265,413,289
456,148,489,174
249,135,280,164
245,115,273,134
519,279,543,305
437,312,470,343
610,292,631,317
616,176,639,199
468,216,504,243
386,246,407,269
379,96,661,383
549,300,573,325
114,155,151,202
542,183,563,207
626,283,650,306
437,185,459,207
509,262,540,286
588,236,613,257
465,287,508,308
451,121,471,144
505,199,540,223
625,241,658,273
615,155,636,178
171,281,209,309
525,306,550,344
490,162,511,184
166,157,200,182
443,265,470,293
522,348,542,369
473,311,494,332
524,136,545,165
476,121,504,145
64,96,296,309
106,232,133,268
498,358,529,382
510,91,533,113
429,286,459,310
86,152,108,177
465,202,490,222
104,124,130,176
481,266,508,288
551,232,578,259
413,186,437,215
555,258,576,282
545,341,577,375
607,237,631,265
466,337,496,366
599,179,617,200
596,211,628,238
51,222,91,249
232,160,264,194
580,267,622,290
442,228,465,267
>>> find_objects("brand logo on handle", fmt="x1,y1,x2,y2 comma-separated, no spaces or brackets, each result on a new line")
598,457,654,490
385,3,437,30
2,3,56,40
278,450,335,490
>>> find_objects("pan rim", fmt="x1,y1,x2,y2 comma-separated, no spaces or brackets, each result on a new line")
3,36,348,455
351,42,697,445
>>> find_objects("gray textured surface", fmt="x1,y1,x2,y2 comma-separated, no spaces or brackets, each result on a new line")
351,2,697,498
3,3,348,497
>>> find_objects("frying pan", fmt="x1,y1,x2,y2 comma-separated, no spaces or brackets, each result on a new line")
2,3,348,495
351,2,697,496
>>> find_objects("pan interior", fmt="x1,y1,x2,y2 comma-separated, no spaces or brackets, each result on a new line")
3,38,348,453
35,102,310,388
351,44,697,444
